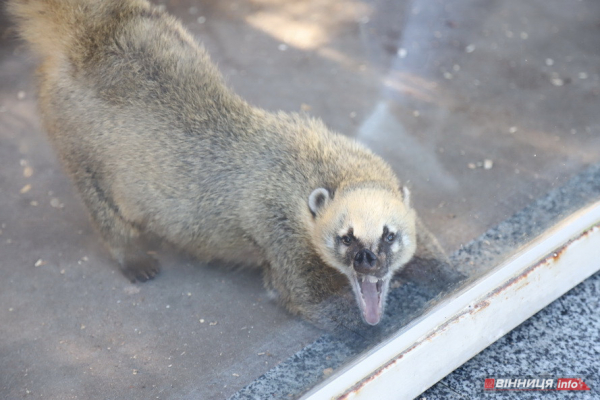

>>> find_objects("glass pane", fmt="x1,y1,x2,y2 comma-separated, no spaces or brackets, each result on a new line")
1,1,598,399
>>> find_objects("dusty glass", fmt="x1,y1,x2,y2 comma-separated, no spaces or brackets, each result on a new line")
0,1,598,399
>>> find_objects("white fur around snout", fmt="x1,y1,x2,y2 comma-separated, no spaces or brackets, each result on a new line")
402,234,411,248
308,187,330,215
325,236,335,250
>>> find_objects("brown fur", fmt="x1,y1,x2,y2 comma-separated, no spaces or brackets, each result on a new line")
6,0,441,327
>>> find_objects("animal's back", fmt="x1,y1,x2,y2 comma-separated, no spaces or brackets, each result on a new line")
7,0,264,257
8,0,248,137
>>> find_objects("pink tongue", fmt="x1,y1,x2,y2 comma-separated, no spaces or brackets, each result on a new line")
359,280,381,325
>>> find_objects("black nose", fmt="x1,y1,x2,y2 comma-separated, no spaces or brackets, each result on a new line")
353,249,378,273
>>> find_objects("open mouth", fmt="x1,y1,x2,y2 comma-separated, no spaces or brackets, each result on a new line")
352,274,387,325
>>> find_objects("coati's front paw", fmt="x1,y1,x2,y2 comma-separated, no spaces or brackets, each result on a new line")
119,253,160,282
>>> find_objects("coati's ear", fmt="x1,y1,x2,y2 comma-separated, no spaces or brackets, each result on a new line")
308,188,331,217
401,186,411,208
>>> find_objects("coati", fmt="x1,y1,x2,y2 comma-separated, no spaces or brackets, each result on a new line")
8,0,431,327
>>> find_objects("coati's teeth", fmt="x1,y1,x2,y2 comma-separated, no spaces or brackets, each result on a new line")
363,275,379,283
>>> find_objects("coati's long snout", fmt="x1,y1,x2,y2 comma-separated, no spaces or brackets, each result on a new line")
353,248,380,274
352,248,392,326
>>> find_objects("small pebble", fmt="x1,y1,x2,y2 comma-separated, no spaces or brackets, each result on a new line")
390,280,402,289
278,44,288,51
509,126,518,133
520,32,528,39
50,198,64,209
123,285,140,295
550,77,564,86
209,321,218,326
232,373,240,377
23,166,33,177
323,368,334,376
34,259,46,267
197,16,206,24
465,44,475,53
397,48,407,58
20,184,32,194
545,58,554,66
30,201,38,206
483,159,494,170
468,163,476,169
443,72,453,80
17,91,26,100
578,72,588,79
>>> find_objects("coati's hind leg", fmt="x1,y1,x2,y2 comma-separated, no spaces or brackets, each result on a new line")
72,170,159,282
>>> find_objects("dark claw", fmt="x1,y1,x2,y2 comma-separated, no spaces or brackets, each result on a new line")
120,253,160,282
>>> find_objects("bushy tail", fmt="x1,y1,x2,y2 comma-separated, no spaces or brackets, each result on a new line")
7,0,86,58
6,0,149,60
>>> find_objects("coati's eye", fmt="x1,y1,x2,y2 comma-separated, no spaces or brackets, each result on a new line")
341,235,352,246
385,232,395,243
